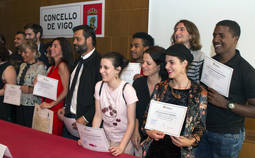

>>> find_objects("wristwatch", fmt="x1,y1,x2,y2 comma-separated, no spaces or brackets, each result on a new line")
227,102,235,110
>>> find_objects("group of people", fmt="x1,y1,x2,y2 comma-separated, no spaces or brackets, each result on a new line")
0,18,254,158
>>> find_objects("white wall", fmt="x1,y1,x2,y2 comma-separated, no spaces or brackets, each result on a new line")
148,0,255,67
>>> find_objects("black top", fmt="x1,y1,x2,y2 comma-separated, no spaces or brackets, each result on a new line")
133,77,151,141
65,50,101,126
207,50,255,133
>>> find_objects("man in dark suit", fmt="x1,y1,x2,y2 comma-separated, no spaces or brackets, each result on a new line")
24,24,49,68
58,25,101,140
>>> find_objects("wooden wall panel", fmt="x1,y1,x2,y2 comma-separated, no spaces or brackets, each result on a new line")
0,0,148,60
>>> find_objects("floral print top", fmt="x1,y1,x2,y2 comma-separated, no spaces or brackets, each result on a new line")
142,80,207,158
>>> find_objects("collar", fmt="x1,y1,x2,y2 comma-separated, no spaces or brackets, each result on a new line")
81,48,95,60
213,49,241,67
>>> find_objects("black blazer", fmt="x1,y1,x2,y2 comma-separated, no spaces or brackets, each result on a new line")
65,50,101,126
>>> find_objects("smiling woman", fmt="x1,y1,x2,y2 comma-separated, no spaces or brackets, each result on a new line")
91,52,138,156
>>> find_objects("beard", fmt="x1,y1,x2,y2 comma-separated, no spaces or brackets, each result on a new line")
74,43,88,54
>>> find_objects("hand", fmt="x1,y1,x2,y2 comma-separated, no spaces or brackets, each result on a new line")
208,88,228,109
20,85,31,94
33,77,38,86
133,74,142,80
40,102,54,109
78,139,82,146
57,107,65,121
131,129,141,150
109,145,125,156
146,129,165,141
74,116,88,129
170,136,195,147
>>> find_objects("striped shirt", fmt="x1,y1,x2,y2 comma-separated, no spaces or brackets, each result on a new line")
187,50,205,83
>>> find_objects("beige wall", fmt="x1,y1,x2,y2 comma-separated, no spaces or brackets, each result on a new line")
0,0,149,59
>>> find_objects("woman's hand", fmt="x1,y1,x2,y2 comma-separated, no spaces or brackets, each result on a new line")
109,145,125,156
40,102,54,109
20,85,32,94
170,136,195,147
146,129,165,141
131,129,141,150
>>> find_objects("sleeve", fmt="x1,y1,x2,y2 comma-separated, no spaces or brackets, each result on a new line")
191,86,207,146
123,84,138,105
243,64,255,99
94,81,102,100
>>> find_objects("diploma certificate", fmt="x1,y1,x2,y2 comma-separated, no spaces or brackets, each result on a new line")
201,56,233,97
145,100,187,137
33,74,58,101
0,144,12,158
120,62,141,84
3,84,21,106
77,123,109,152
63,116,80,138
32,104,53,134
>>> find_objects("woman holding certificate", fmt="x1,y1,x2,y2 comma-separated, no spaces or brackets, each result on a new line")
16,40,46,127
143,44,207,158
40,37,74,136
92,52,138,156
0,46,16,121
131,46,168,155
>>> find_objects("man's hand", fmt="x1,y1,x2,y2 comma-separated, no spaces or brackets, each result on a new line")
131,129,141,150
57,107,65,121
208,88,228,108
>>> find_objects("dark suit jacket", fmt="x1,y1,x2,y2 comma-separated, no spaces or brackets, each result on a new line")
65,49,101,126
38,42,50,68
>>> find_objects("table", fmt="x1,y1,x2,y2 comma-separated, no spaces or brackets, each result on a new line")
0,120,137,158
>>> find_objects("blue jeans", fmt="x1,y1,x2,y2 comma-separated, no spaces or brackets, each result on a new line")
195,129,245,158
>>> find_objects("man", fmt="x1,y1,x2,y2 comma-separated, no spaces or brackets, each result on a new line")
196,20,255,158
24,24,49,67
14,31,25,51
171,19,205,83
130,32,154,63
58,25,101,140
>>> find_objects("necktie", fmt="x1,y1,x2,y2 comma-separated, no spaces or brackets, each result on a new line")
65,59,83,105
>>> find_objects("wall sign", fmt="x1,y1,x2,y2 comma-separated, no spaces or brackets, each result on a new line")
40,0,105,38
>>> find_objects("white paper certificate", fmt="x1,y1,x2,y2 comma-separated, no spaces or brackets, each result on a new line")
0,144,12,158
63,116,80,138
145,100,187,137
201,56,233,97
32,104,53,134
120,62,141,84
33,74,58,101
3,84,21,106
77,123,109,152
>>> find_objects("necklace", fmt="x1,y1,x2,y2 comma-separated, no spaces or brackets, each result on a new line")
170,80,190,99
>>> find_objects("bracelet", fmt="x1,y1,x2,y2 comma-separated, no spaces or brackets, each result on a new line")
191,135,199,146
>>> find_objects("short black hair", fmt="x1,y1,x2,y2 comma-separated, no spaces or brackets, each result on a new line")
132,32,154,47
24,24,43,38
0,45,9,61
16,31,25,36
0,34,6,46
216,20,241,38
73,25,96,46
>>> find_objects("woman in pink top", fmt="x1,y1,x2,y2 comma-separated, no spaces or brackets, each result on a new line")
93,52,138,156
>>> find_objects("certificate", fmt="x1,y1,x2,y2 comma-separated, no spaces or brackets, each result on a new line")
120,62,141,84
77,123,109,152
0,144,12,158
201,56,233,97
3,84,21,106
32,104,53,134
63,116,80,138
145,100,187,137
33,74,58,101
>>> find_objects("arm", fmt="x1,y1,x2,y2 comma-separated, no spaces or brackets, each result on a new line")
110,102,136,156
40,63,70,109
131,119,141,150
92,99,102,128
0,65,16,96
208,88,255,118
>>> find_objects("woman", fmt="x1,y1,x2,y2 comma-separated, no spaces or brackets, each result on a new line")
40,37,74,136
143,44,207,158
0,46,16,121
131,46,168,156
92,52,138,156
16,40,46,127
